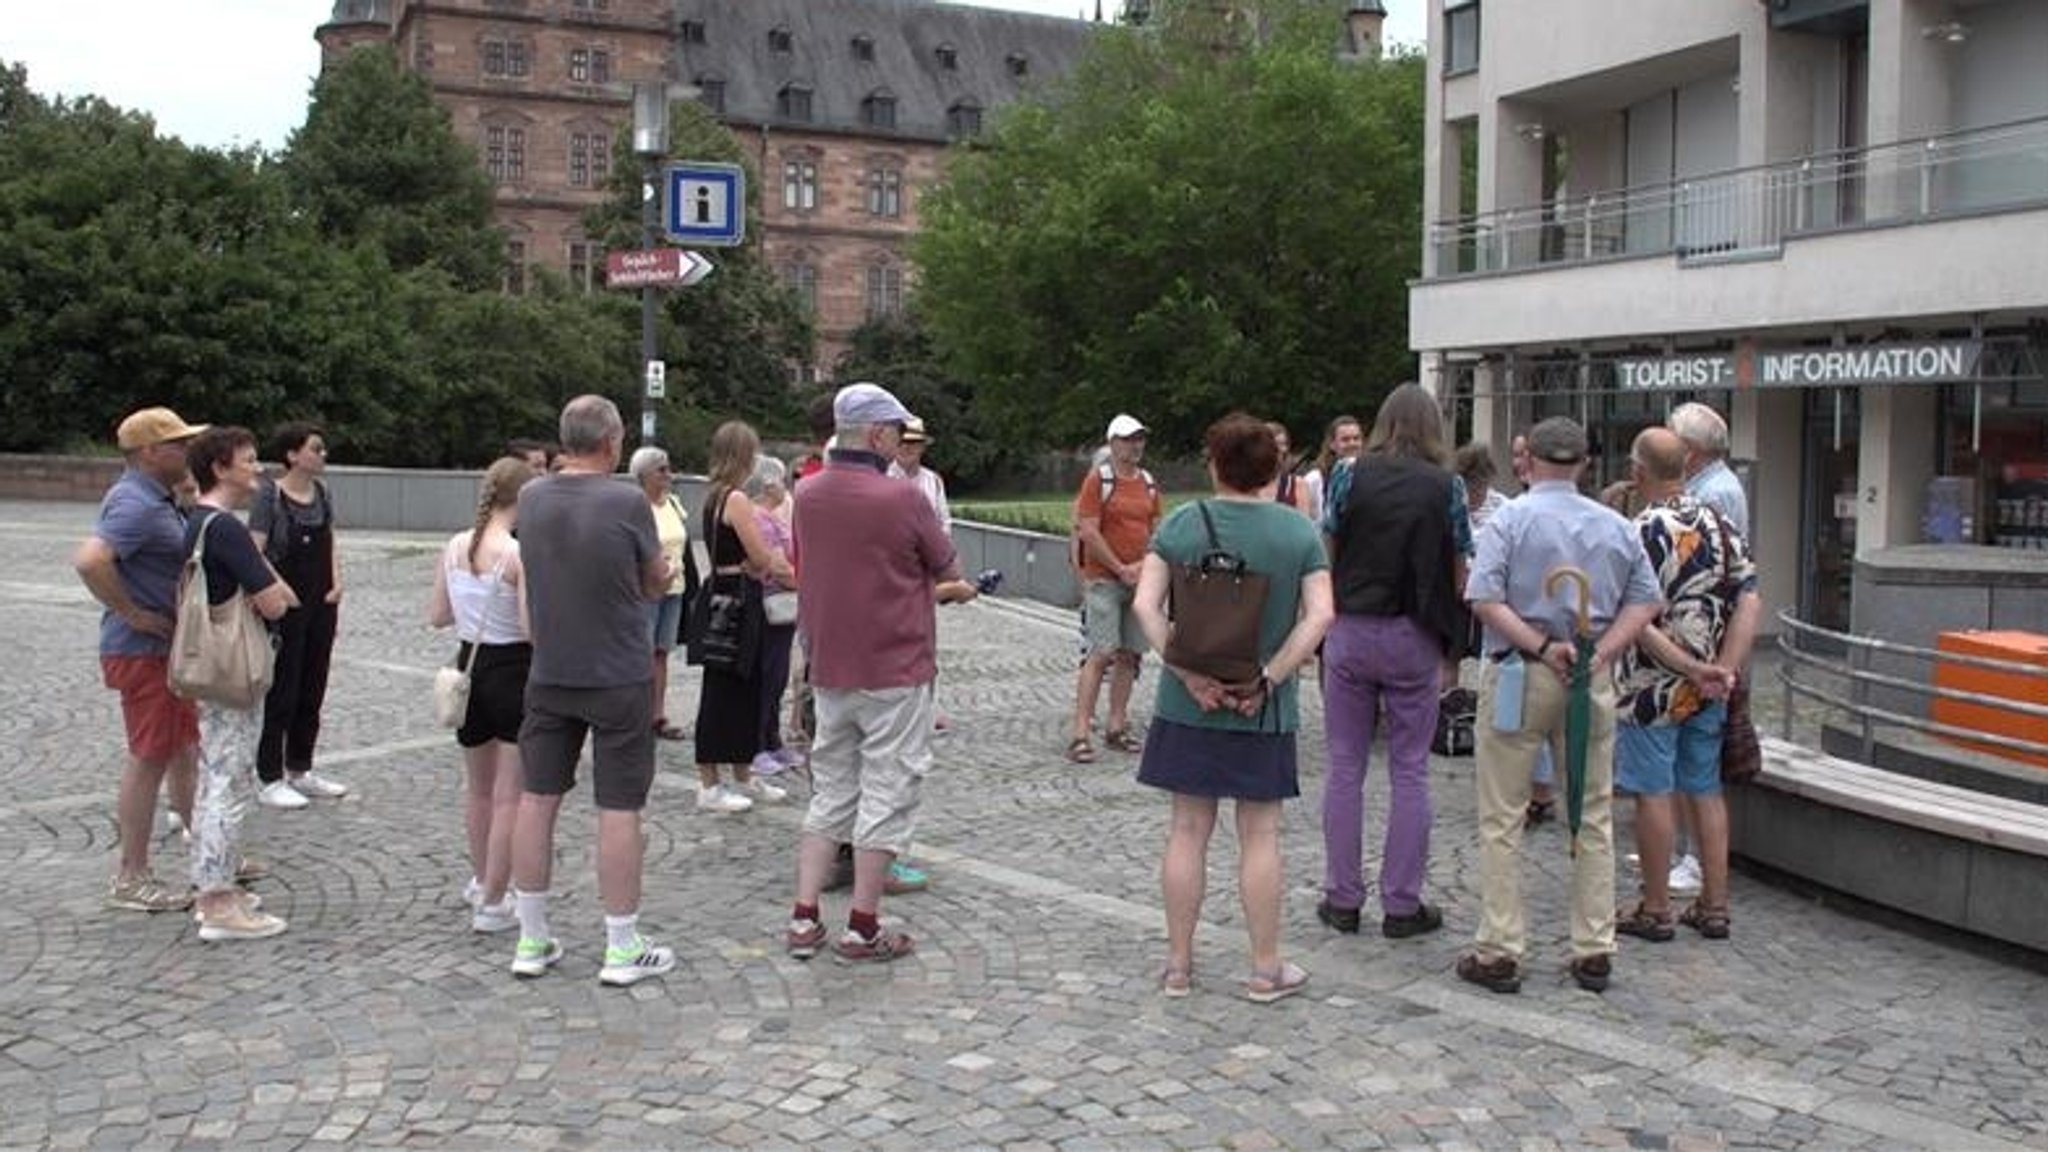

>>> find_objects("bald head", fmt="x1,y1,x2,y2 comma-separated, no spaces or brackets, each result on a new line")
1632,426,1688,492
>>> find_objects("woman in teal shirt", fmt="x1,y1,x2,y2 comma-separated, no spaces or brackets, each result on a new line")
1133,413,1334,1004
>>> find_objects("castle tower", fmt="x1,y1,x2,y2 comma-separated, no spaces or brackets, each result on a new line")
1345,1,1387,60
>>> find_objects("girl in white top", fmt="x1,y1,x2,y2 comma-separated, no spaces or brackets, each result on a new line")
427,456,535,934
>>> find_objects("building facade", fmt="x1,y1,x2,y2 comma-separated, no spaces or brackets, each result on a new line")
316,0,1096,375
1410,0,2048,636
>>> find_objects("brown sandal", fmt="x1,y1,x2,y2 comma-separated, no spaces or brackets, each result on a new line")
1615,902,1675,943
1679,900,1731,940
1065,736,1096,764
1103,728,1143,754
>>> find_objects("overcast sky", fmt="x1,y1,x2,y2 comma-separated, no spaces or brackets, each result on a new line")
4,1,1426,152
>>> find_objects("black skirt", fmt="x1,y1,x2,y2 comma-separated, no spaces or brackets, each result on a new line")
1135,717,1299,801
694,665,762,765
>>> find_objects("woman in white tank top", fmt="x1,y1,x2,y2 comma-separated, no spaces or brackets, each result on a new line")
427,457,536,934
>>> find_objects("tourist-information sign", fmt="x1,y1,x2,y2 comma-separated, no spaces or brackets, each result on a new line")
605,248,714,290
664,162,746,247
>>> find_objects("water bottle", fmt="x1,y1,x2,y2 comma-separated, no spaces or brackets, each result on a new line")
1493,652,1526,732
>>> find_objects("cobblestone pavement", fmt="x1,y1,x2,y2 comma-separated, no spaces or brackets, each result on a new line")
1,498,2044,1151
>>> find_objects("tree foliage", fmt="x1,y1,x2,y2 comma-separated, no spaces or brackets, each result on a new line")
0,55,648,466
281,46,502,289
915,0,1424,456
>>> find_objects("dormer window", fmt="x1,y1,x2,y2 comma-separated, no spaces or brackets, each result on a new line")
861,90,897,130
768,26,793,53
681,20,706,45
696,76,726,113
851,34,875,62
1006,52,1029,77
935,44,958,70
946,100,982,137
777,83,813,122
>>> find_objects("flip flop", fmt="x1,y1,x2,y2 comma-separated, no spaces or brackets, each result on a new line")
1245,961,1308,1004
1065,736,1096,764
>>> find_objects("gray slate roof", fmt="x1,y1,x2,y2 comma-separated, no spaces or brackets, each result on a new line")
674,0,1100,143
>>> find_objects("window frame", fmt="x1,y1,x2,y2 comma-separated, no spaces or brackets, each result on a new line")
782,155,820,213
1445,1,1481,76
866,165,903,218
777,83,814,123
865,263,904,319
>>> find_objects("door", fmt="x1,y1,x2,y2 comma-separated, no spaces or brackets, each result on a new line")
1801,388,1860,632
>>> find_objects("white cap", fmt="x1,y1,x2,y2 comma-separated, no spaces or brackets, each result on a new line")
1105,414,1147,440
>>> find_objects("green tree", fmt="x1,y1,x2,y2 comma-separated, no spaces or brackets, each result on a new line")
915,0,1424,456
584,100,812,456
0,64,328,449
281,46,502,289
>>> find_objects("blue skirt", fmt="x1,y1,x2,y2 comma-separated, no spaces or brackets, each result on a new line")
1136,718,1299,801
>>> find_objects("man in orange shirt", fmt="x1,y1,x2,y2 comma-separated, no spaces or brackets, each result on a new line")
1067,414,1163,763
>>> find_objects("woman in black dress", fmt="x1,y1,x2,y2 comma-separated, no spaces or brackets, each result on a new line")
691,421,797,814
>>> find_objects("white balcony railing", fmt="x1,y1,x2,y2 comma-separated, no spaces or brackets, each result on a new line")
1427,114,2048,279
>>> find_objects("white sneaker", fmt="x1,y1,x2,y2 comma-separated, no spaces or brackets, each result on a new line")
462,877,483,908
258,781,310,810
696,784,753,814
598,936,676,987
196,905,288,942
1668,854,1703,897
739,778,787,804
290,773,349,799
472,899,519,934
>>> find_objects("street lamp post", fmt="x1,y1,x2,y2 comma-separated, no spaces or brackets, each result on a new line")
632,83,670,447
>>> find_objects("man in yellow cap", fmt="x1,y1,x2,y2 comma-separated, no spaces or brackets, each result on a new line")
74,406,209,912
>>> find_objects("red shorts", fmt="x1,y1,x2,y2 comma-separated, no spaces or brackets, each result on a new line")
101,655,199,762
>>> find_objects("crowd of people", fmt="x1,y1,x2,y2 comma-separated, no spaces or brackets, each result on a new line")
79,385,1758,1002
1073,396,1757,1002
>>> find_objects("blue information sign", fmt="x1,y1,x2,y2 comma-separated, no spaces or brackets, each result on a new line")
663,162,746,247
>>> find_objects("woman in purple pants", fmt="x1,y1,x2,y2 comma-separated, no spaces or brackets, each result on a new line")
1316,384,1472,939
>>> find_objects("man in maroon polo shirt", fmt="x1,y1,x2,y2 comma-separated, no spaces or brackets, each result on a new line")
783,382,975,964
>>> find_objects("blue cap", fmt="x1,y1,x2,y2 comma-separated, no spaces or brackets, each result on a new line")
833,382,914,427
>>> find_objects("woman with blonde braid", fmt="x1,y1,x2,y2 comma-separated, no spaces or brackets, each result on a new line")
427,457,536,931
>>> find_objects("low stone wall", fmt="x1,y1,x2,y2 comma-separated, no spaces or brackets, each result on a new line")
0,454,1082,607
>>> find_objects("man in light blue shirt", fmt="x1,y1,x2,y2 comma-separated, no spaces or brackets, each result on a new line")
1667,401,1750,898
1670,402,1748,539
1458,417,1663,996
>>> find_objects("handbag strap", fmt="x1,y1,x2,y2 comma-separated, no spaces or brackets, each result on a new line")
1196,500,1223,553
454,542,512,674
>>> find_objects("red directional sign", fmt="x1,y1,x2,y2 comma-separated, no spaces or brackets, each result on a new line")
605,248,714,289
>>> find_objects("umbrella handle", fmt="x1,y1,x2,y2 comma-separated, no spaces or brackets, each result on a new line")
1543,567,1593,636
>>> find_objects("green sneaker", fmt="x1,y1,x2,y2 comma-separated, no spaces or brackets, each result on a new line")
885,860,929,894
599,936,676,987
510,936,562,978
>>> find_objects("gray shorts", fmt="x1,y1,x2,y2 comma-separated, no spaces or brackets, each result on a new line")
518,680,656,811
801,682,934,854
1082,579,1144,657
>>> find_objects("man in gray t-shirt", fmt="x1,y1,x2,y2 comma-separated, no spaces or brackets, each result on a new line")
505,395,678,988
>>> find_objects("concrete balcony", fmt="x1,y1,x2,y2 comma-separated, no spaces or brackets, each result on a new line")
1413,114,2048,351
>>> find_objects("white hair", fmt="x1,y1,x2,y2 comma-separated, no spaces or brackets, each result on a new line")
1667,402,1729,456
627,446,669,479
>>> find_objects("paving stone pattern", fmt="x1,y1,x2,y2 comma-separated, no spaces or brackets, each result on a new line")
0,499,2044,1150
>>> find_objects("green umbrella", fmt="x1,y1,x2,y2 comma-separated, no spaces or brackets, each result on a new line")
1543,566,1595,858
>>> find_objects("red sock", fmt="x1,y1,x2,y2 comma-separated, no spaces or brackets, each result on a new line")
793,902,819,924
848,909,880,940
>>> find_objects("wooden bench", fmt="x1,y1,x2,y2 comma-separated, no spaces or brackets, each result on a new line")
1729,737,2048,952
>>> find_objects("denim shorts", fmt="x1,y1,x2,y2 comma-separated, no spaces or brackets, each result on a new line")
1615,701,1727,797
648,593,684,653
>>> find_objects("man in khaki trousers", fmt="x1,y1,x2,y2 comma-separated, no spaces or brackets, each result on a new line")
1458,418,1662,995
